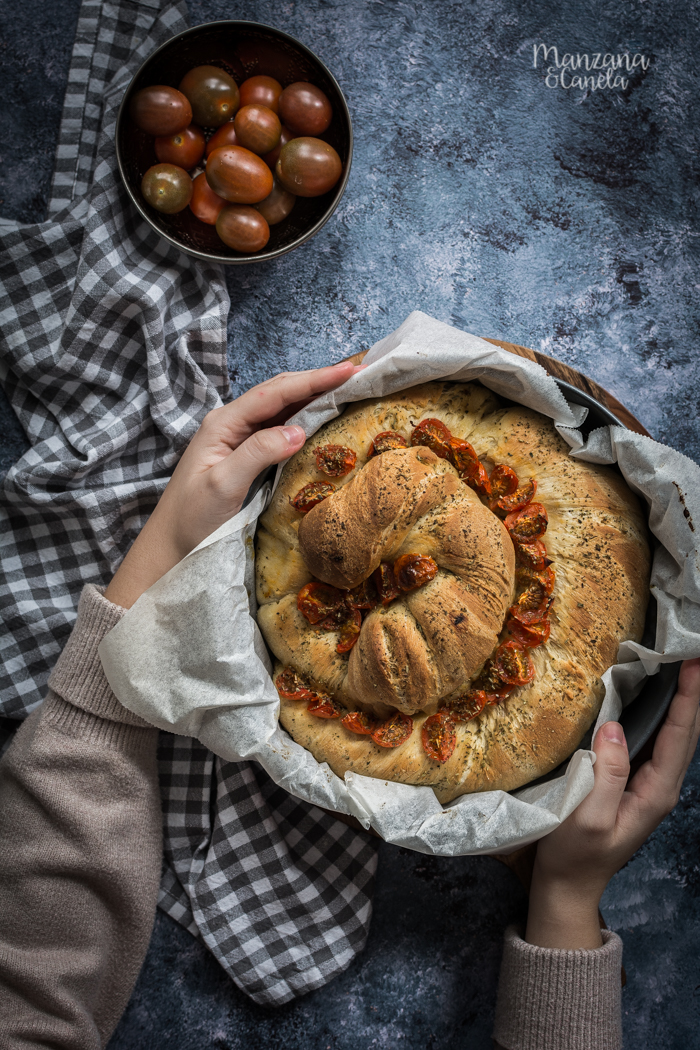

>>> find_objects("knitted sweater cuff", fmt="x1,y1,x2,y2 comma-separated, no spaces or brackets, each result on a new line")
48,584,152,728
492,925,623,1050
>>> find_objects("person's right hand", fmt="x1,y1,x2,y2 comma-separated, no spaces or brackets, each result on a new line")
526,658,700,949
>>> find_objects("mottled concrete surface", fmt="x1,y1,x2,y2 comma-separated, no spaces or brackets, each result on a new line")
1,0,699,1047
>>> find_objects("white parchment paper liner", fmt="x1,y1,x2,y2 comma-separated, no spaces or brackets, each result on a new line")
100,312,700,856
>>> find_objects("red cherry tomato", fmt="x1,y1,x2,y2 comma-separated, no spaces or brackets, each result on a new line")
254,177,296,226
234,104,282,156
513,538,551,572
307,694,343,718
239,75,283,113
275,667,314,700
141,164,192,214
297,582,346,625
290,480,335,513
336,608,362,653
262,125,293,170
410,418,452,460
464,460,492,498
130,86,192,136
507,617,551,648
421,710,457,763
154,124,205,169
489,464,519,501
206,146,273,204
505,502,548,541
492,478,537,517
313,444,357,476
205,121,238,156
493,641,535,687
371,712,413,748
276,138,342,197
341,711,376,735
179,65,240,127
216,205,270,253
368,431,408,457
448,436,480,476
190,171,227,224
448,690,491,723
393,554,438,592
374,563,400,605
346,577,379,611
278,82,332,136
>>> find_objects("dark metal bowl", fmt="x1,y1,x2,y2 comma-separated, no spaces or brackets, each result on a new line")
115,21,353,265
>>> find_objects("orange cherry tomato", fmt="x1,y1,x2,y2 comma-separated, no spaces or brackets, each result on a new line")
421,710,457,763
290,481,335,513
341,711,376,735
234,104,282,155
493,641,535,687
346,577,379,610
336,608,362,653
514,539,551,572
239,75,283,114
449,436,480,476
307,694,343,718
510,567,555,625
190,171,227,224
505,502,548,541
394,553,438,592
374,562,401,605
314,444,357,476
205,120,238,156
507,617,551,648
368,431,409,457
275,667,314,700
410,418,453,460
448,690,491,723
489,464,519,501
155,124,205,168
492,478,537,517
371,712,414,748
297,582,346,624
464,459,492,498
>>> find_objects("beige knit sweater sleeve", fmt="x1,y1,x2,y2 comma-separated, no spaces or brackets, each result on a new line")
0,584,162,1050
493,925,624,1050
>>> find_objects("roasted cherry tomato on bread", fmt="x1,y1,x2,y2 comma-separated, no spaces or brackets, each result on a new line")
297,582,346,624
464,459,492,498
314,444,357,476
394,553,438,592
493,641,535,687
421,710,457,763
410,418,453,460
341,711,376,735
448,690,491,723
346,577,379,610
275,667,314,700
368,431,408,457
505,502,548,541
489,464,519,501
371,712,414,748
291,481,335,513
307,694,343,718
492,478,537,517
336,608,362,653
374,562,401,605
514,538,551,572
507,617,551,648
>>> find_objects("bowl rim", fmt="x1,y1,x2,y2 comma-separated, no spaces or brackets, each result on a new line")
115,19,353,265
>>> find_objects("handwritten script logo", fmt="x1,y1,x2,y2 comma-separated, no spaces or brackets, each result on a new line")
533,44,651,92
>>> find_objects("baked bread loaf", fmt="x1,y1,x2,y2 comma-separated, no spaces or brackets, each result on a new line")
256,381,650,802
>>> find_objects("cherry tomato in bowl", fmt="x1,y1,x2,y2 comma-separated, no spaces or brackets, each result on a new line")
189,171,227,224
239,74,283,113
154,124,205,168
141,164,192,213
130,86,192,136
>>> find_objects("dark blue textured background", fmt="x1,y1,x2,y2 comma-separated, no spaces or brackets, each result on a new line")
1,0,699,1046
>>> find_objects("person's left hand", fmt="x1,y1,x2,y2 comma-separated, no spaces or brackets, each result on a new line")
104,360,362,608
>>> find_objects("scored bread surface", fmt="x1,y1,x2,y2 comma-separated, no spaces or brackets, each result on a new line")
255,381,650,802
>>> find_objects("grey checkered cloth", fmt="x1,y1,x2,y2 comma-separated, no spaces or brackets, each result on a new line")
0,0,377,1006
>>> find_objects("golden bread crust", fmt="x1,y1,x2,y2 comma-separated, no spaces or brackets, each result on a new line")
255,381,650,800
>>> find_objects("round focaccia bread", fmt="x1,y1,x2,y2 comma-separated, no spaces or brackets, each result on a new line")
255,381,650,802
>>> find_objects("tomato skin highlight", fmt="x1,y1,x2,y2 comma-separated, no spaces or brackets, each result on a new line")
341,711,376,735
297,582,346,624
372,712,414,748
275,667,314,700
290,481,335,513
368,431,408,457
374,563,401,605
505,502,548,541
410,418,453,460
493,641,535,687
394,553,438,592
314,444,357,476
421,710,457,763
307,694,343,718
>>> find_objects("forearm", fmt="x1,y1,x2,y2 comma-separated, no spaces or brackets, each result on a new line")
0,586,162,1049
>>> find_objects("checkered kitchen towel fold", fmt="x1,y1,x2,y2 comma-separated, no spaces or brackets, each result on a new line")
0,0,377,1005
